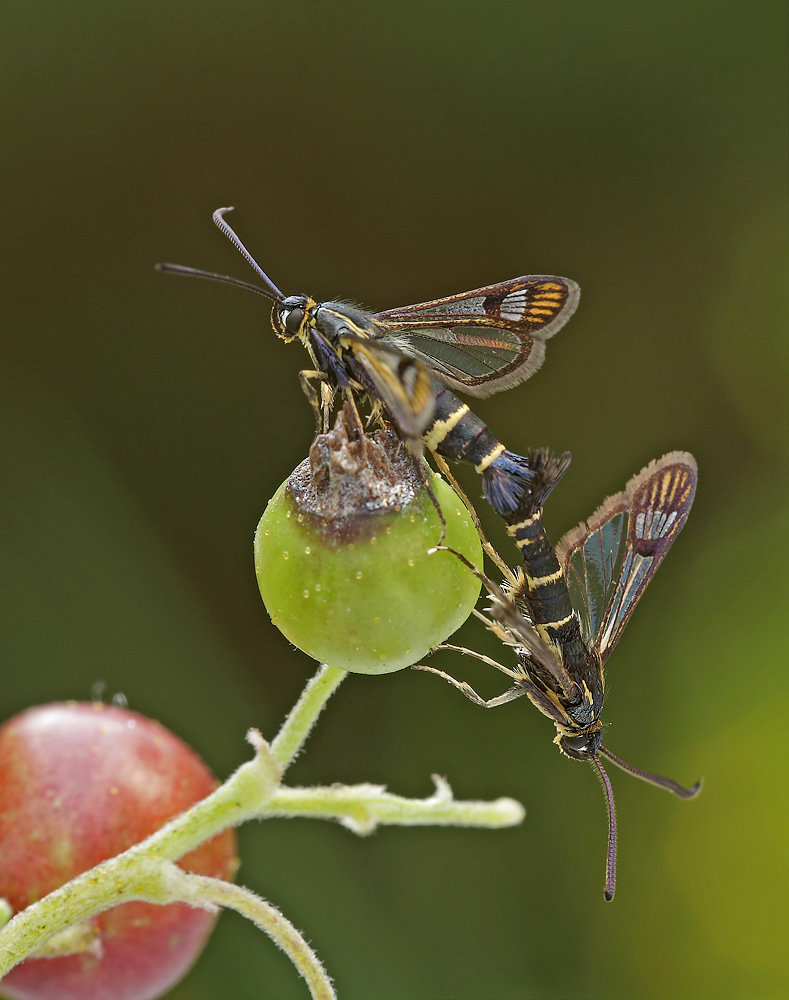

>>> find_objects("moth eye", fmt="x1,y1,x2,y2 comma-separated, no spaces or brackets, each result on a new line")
284,307,305,335
563,734,590,752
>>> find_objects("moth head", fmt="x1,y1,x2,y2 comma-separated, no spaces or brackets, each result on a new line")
558,726,603,761
273,295,313,343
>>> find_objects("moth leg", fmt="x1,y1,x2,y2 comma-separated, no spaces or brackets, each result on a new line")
430,543,509,610
417,458,447,547
299,369,326,434
432,453,515,585
413,662,527,708
319,381,337,433
365,398,385,431
340,389,364,431
298,369,331,432
433,642,522,681
340,391,370,460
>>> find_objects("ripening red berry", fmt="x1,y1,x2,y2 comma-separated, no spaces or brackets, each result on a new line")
0,702,238,1000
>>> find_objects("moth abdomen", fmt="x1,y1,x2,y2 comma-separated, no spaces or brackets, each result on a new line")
425,386,569,518
507,509,575,634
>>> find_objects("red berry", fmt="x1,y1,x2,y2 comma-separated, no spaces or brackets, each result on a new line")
0,702,238,1000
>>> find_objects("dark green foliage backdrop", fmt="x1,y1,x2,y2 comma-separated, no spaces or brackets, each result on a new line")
2,3,787,998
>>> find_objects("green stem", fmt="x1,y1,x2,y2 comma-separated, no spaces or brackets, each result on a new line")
0,860,337,1000
262,777,525,833
0,664,348,979
0,663,523,989
0,741,277,979
177,873,336,1000
0,856,191,977
270,663,348,771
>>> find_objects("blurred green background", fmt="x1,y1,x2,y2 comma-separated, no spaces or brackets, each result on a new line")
2,2,787,998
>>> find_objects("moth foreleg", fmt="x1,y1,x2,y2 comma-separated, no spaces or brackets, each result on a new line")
298,369,332,432
413,663,527,708
338,391,370,460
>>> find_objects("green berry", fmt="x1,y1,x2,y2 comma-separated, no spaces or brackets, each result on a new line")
254,413,482,674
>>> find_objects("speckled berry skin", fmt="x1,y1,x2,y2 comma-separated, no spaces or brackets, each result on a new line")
255,474,483,673
0,702,238,1000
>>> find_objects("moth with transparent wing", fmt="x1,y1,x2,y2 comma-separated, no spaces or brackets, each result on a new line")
157,208,579,518
417,451,701,900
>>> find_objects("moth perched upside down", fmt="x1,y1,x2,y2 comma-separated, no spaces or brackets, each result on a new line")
418,451,702,900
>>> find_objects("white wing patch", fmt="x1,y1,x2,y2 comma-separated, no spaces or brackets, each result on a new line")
498,289,530,320
635,509,678,540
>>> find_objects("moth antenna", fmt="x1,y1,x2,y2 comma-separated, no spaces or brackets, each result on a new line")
155,262,278,301
213,207,285,300
599,746,702,799
590,754,617,901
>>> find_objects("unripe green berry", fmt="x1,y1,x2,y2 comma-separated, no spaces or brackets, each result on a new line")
254,409,482,674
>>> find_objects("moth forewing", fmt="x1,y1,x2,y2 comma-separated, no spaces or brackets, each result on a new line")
376,276,580,398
